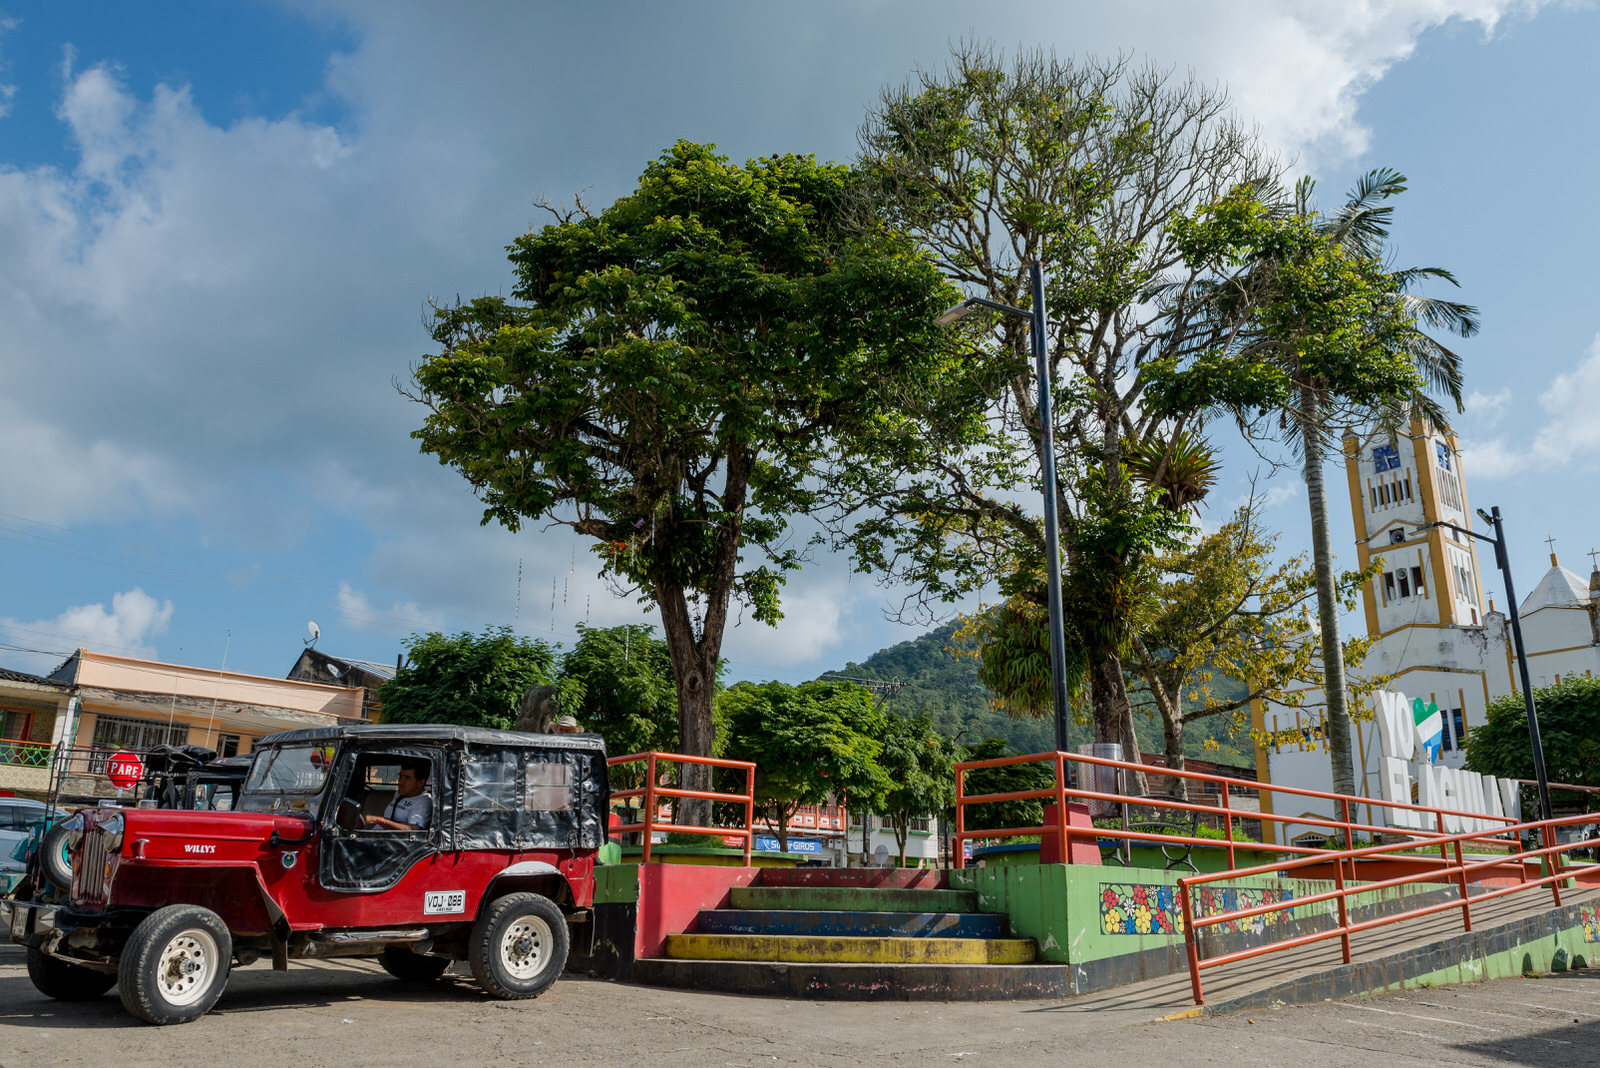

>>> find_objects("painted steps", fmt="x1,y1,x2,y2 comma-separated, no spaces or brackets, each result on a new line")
664,933,1034,964
752,867,943,889
639,868,1044,1000
697,908,1004,939
728,886,977,913
634,958,1071,1000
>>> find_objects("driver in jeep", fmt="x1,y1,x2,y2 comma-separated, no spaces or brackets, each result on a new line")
363,759,432,830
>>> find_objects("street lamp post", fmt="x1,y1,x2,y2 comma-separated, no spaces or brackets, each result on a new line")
935,261,1072,753
1423,508,1553,822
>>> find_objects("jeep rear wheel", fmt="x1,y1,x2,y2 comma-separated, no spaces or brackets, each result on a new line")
26,947,117,1001
118,905,232,1025
380,945,451,982
467,892,567,999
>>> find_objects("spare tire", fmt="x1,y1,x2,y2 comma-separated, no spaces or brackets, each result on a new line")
39,822,75,891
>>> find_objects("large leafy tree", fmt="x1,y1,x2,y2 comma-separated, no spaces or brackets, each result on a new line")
875,713,958,865
1126,503,1383,797
556,624,679,768
718,680,891,852
1467,677,1600,811
408,142,951,820
835,44,1276,762
1148,172,1476,795
381,627,558,730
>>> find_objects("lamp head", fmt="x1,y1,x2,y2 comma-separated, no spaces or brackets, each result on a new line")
934,300,981,327
1476,508,1493,526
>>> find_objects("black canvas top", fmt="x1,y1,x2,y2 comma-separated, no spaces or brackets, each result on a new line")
256,722,608,754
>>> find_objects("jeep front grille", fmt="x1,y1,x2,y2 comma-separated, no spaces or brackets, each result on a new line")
76,828,110,901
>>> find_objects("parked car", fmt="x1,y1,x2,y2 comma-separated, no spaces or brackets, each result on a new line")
4,724,608,1025
1,798,50,874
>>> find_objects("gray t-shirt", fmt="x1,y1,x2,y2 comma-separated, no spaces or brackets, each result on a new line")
385,792,432,829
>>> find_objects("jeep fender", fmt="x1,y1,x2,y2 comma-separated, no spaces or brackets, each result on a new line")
479,861,573,915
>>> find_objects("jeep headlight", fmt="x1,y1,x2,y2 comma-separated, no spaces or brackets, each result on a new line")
100,814,124,854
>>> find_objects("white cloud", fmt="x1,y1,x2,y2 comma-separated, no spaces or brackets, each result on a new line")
0,1,1559,677
1464,386,1513,427
336,581,446,635
1263,482,1303,509
0,587,173,673
1458,436,1520,480
1530,333,1600,467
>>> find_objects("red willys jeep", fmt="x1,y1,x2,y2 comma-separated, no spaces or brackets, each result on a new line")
3,724,609,1025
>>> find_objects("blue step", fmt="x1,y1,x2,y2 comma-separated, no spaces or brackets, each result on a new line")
696,909,1005,940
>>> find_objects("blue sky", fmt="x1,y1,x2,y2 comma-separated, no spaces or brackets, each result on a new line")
0,1,1595,684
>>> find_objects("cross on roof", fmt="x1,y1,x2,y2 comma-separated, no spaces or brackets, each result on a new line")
1545,535,1558,554
1590,547,1599,570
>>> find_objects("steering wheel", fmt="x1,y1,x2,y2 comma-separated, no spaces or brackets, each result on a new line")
336,797,363,831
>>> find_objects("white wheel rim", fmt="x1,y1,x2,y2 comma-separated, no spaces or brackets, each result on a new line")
155,929,218,1006
498,914,551,981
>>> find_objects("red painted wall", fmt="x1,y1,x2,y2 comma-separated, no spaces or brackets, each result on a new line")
635,863,760,959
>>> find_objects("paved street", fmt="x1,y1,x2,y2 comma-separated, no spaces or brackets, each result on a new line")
1,945,1595,1067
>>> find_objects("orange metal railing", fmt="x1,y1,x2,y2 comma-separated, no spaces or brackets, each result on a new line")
952,749,1521,872
1178,810,1600,1004
605,751,757,865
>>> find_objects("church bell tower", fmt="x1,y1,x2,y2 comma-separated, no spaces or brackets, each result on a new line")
1343,421,1490,638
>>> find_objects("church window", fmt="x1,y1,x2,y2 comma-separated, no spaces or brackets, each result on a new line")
1373,445,1401,472
1403,475,1413,501
1411,566,1426,596
1370,486,1378,510
1436,442,1452,470
1384,572,1396,601
1397,570,1411,598
1441,708,1467,751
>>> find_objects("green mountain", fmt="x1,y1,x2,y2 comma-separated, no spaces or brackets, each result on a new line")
818,621,1251,763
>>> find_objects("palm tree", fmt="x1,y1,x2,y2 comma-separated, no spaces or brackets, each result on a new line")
1271,171,1477,796
1147,170,1476,797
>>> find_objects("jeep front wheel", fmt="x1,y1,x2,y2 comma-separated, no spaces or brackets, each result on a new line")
118,905,232,1025
26,947,117,1000
380,945,451,982
467,892,567,999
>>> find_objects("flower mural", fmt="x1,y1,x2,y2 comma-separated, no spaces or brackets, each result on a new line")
1582,906,1599,944
1097,882,1297,937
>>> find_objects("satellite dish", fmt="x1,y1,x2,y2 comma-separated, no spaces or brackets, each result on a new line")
306,621,321,647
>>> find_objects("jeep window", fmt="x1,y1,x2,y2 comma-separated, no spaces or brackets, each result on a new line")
237,744,334,815
525,760,572,811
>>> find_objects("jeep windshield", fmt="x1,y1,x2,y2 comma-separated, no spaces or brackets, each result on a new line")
236,744,334,816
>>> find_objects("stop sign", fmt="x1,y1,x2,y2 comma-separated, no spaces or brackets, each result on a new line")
106,750,144,790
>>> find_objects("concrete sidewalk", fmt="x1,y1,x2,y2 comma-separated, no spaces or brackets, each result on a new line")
2,943,1596,1068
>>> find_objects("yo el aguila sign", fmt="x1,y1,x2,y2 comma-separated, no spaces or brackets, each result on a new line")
1369,689,1520,832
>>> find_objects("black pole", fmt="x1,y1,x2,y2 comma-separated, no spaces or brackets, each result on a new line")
1487,505,1554,823
1030,260,1071,754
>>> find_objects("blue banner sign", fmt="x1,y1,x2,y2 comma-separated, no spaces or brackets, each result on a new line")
755,835,823,854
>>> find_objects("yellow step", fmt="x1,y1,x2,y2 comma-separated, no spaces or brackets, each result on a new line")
663,933,1036,965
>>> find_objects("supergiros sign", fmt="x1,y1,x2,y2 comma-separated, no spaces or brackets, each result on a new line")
1370,690,1521,832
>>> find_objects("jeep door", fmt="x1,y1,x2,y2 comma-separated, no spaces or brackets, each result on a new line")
317,746,450,893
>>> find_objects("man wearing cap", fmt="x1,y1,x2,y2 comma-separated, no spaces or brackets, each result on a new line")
552,715,582,734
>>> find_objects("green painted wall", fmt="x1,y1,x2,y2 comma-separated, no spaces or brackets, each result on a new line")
948,863,1472,968
594,862,640,905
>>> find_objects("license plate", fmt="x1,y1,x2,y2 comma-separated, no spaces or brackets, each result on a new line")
10,905,28,940
423,890,466,915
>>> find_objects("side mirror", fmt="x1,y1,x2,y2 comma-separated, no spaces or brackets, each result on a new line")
336,797,363,832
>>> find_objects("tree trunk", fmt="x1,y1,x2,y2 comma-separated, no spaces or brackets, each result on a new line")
1160,712,1185,803
1301,385,1357,797
894,816,908,866
1130,636,1187,802
656,582,723,827
1090,651,1149,795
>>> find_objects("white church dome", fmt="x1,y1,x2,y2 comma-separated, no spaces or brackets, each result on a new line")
1518,556,1594,613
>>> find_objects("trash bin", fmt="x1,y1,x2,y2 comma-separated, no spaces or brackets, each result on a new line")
1077,743,1124,817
